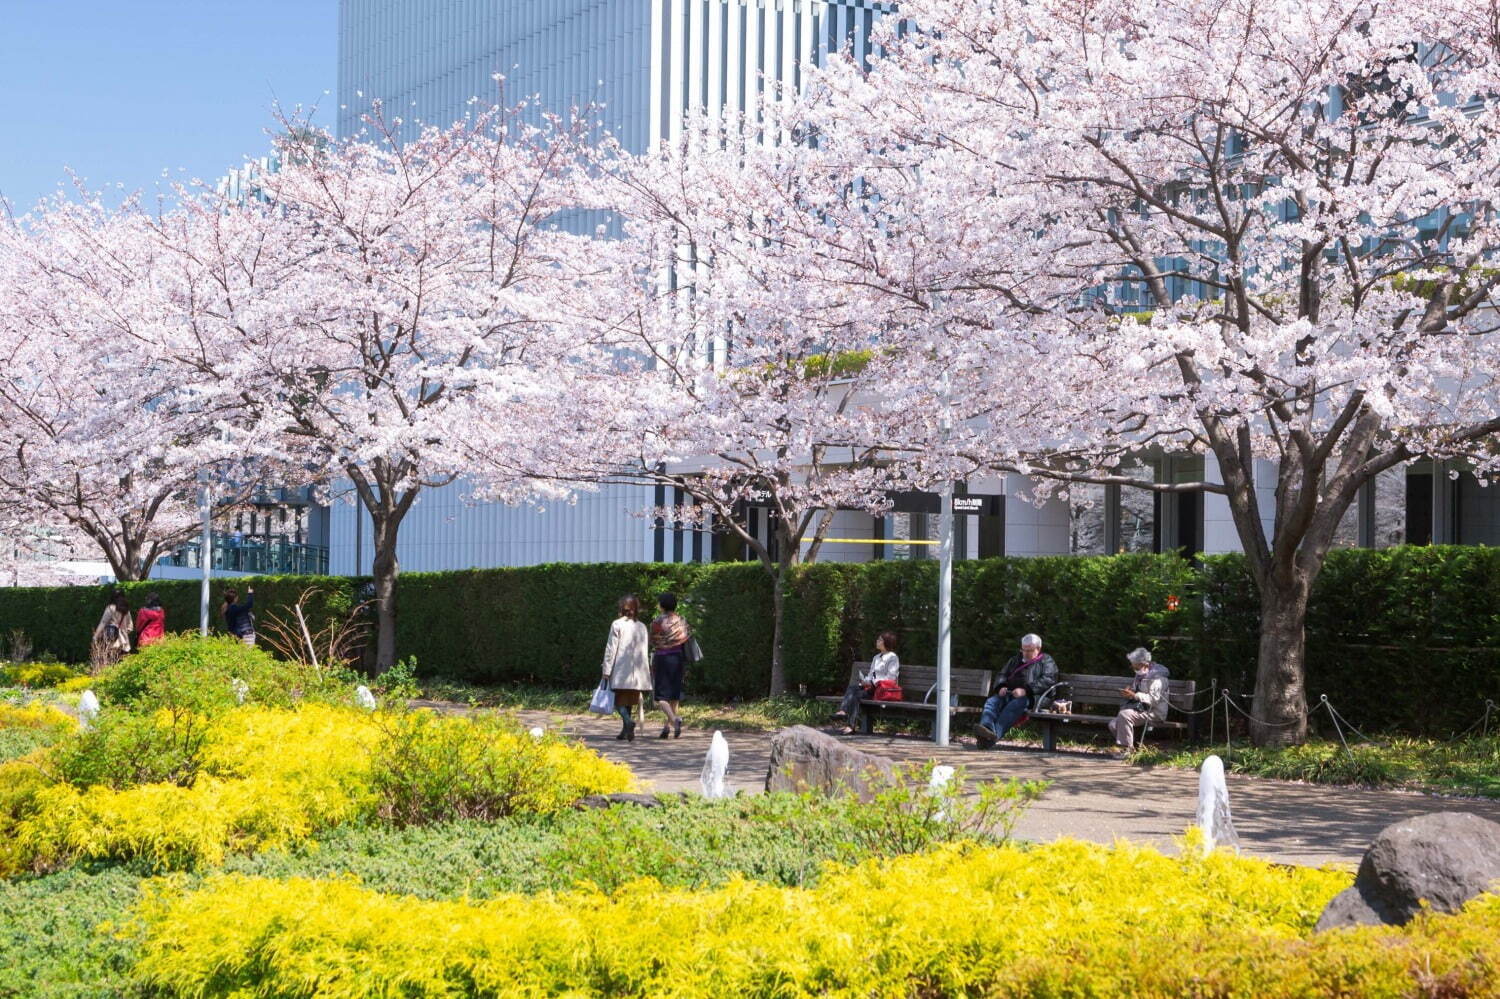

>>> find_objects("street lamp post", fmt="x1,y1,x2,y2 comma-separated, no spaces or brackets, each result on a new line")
935,480,954,746
934,367,954,746
198,426,231,636
198,477,212,636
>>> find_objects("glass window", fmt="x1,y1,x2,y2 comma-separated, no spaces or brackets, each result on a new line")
1116,462,1157,553
1068,484,1106,555
1371,467,1406,547
1330,494,1359,549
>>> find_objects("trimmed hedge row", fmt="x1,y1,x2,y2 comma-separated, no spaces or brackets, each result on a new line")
1197,547,1500,735
393,554,1196,700
394,562,775,698
2,548,1498,734
0,575,359,665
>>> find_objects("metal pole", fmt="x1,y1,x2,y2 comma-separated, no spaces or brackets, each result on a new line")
934,364,954,746
935,479,953,746
198,481,212,636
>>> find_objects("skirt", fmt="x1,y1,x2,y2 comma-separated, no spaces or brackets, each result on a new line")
613,689,645,707
653,650,685,702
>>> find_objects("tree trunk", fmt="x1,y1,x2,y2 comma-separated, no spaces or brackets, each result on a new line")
98,534,153,582
768,567,788,696
370,518,400,675
1249,578,1311,747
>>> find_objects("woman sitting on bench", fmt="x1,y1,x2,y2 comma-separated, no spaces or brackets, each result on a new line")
831,631,900,735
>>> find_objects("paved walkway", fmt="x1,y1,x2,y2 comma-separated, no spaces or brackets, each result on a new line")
439,704,1500,868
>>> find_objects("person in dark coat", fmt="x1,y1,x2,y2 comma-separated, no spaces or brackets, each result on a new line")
974,633,1057,749
222,586,255,646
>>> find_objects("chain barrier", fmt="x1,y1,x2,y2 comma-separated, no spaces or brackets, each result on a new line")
1171,691,1229,715
1318,694,1377,755
1221,691,1306,727
1319,694,1355,759
1223,690,1231,764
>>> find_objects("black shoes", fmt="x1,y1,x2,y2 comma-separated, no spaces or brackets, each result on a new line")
617,721,636,741
659,726,671,739
973,722,997,748
673,720,682,739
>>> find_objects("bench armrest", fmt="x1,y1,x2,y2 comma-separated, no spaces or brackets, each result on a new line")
1035,681,1071,709
922,684,959,708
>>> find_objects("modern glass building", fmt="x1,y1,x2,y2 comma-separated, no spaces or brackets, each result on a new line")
338,0,892,149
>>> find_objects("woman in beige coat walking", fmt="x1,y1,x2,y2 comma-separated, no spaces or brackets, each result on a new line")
601,594,651,741
92,591,134,665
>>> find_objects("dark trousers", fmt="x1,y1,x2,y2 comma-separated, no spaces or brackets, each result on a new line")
980,692,1031,740
837,683,869,727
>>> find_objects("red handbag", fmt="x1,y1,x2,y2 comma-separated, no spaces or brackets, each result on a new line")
870,679,905,702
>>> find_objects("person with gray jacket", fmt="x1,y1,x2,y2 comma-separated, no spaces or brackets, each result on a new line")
1108,648,1170,755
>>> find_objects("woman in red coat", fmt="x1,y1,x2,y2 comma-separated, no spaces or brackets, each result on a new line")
134,592,166,648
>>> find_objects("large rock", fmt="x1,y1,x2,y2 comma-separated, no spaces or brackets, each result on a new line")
764,725,896,801
1316,811,1500,931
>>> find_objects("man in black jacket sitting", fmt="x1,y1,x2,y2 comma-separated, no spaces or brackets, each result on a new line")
974,633,1057,749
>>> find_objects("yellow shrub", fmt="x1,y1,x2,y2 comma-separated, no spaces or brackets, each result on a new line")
370,709,635,825
520,734,636,812
2,704,378,873
0,703,633,873
0,661,80,688
123,840,1469,999
0,701,75,734
54,676,98,694
0,753,55,873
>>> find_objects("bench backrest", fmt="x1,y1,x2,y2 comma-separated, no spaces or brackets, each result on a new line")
850,662,994,701
1057,672,1198,714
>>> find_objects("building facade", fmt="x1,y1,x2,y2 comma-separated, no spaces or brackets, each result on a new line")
332,0,918,576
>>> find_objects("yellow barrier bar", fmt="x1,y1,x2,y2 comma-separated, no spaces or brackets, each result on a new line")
799,537,940,545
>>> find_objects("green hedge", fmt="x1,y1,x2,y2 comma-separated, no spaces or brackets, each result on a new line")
0,575,359,665
393,554,1196,699
393,562,775,698
3,549,1498,735
1193,548,1500,735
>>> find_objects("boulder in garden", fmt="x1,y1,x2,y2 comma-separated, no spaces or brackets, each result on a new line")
1316,811,1500,931
765,725,896,801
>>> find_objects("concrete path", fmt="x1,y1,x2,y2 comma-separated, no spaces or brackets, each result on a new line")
466,705,1500,868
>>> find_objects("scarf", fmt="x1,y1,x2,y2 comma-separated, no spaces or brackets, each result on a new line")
1004,653,1045,687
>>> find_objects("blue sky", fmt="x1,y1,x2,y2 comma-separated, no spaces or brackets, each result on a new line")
0,0,336,212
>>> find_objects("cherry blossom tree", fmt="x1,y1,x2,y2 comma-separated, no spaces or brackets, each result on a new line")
0,199,258,582
154,103,598,671
514,113,966,696
814,0,1500,744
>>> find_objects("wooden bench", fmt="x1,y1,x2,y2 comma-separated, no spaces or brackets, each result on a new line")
817,663,994,736
1026,672,1199,751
